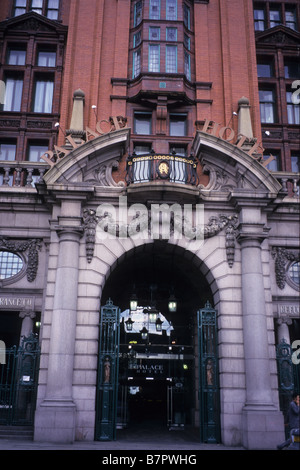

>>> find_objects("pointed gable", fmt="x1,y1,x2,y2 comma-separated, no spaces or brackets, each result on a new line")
255,24,300,47
0,11,67,37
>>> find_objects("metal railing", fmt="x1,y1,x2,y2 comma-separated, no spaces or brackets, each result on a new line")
0,161,49,188
126,151,199,186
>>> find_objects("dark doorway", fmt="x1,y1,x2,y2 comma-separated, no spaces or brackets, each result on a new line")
101,242,213,437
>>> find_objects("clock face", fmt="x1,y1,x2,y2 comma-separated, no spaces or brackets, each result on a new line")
158,160,170,178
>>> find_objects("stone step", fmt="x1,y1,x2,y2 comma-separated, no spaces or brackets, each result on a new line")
0,426,33,440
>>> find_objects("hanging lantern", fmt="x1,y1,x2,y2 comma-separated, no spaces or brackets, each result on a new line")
168,293,177,312
140,326,148,340
155,317,163,332
148,308,158,324
130,293,138,311
125,317,134,331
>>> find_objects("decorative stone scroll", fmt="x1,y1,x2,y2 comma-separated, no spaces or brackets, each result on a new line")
0,237,41,282
83,209,238,267
271,246,300,290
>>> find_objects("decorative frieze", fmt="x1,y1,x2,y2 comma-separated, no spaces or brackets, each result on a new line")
83,208,238,267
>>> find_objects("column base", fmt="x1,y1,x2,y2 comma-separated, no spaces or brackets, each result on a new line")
242,405,285,449
34,399,76,443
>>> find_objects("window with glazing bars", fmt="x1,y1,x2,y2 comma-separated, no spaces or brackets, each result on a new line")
166,46,177,73
149,45,160,72
166,0,177,20
150,0,160,20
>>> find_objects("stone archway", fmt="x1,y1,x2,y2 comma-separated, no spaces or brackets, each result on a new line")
95,239,221,442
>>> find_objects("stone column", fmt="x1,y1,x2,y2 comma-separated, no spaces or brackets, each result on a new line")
277,316,292,344
237,214,284,449
34,215,83,443
19,310,36,343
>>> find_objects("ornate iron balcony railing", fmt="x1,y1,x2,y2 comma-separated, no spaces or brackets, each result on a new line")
125,151,199,186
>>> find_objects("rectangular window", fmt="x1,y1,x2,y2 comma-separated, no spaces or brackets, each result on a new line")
14,0,26,16
7,48,26,65
270,8,281,28
133,49,141,78
3,75,23,112
285,8,297,30
31,0,43,15
254,8,265,31
287,91,300,124
184,51,191,80
291,154,300,172
259,89,276,123
284,60,300,79
169,145,186,156
134,1,143,27
134,31,142,47
149,27,160,41
184,33,190,50
33,77,54,113
47,0,59,20
166,0,177,20
166,45,177,73
148,45,160,72
166,27,177,41
0,142,17,161
37,50,56,66
263,152,281,171
28,143,49,162
150,0,160,20
134,112,152,135
183,4,190,29
134,144,152,155
257,60,273,77
170,114,187,136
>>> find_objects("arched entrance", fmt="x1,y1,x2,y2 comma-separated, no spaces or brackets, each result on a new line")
95,242,220,443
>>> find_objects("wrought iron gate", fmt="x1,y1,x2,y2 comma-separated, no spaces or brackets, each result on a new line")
0,333,40,426
197,301,220,443
276,339,300,438
95,299,120,441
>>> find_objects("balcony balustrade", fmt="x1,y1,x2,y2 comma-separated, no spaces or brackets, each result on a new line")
0,161,49,188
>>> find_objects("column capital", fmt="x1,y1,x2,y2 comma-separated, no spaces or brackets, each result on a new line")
19,310,36,320
53,216,84,240
237,222,270,245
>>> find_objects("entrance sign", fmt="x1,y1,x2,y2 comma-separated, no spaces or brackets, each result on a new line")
198,119,274,168
40,116,128,167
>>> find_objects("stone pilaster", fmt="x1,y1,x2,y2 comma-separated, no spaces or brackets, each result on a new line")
19,310,36,344
237,218,284,449
34,219,83,443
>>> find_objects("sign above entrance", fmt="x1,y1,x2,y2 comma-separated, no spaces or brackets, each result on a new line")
40,116,128,168
197,119,275,168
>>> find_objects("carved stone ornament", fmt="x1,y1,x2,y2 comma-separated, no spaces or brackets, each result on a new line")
0,237,41,282
83,208,238,267
84,160,125,187
271,247,300,290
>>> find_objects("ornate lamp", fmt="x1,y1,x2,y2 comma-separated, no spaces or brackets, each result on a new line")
140,326,148,341
130,293,138,311
168,293,177,312
125,316,134,331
